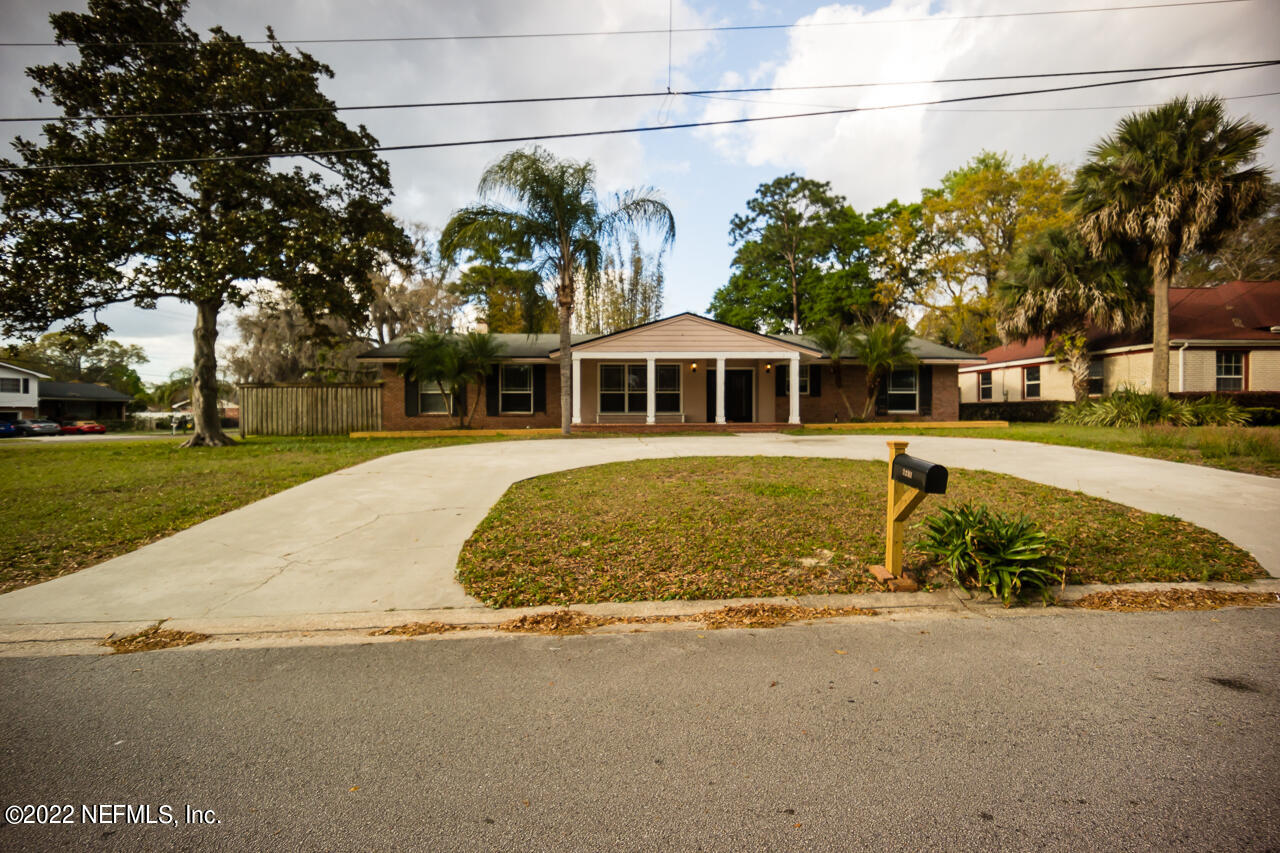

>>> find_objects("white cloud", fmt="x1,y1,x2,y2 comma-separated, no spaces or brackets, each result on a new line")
696,0,1280,209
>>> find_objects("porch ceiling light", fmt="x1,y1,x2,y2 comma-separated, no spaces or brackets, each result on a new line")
765,362,772,372
690,362,697,372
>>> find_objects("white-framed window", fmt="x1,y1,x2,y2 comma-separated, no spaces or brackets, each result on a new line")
418,384,451,415
1024,365,1041,399
0,378,20,394
782,365,810,396
886,368,918,412
655,364,682,413
1215,351,1244,391
1087,360,1104,396
978,372,992,401
598,363,682,414
499,364,533,414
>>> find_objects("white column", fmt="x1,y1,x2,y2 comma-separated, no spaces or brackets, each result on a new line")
571,354,582,425
788,355,801,425
715,357,726,424
645,357,656,424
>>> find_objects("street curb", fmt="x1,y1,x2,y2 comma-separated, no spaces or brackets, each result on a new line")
1,579,1276,658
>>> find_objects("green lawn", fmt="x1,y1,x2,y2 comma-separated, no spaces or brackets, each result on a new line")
457,456,1264,607
791,423,1280,478
0,433,526,593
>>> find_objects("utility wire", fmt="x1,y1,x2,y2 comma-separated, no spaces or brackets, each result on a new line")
692,87,1280,112
2,61,1274,174
2,60,1272,124
0,0,1250,47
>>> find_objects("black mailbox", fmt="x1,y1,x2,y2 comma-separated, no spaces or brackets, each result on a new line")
891,454,948,494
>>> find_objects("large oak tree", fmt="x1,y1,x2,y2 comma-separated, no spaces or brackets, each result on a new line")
0,0,409,445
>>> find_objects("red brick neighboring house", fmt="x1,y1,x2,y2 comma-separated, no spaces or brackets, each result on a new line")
960,281,1280,403
358,312,981,430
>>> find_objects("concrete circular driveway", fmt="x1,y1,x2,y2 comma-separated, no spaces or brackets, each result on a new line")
1,433,1275,626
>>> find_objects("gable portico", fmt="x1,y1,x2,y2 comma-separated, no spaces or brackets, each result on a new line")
557,314,821,426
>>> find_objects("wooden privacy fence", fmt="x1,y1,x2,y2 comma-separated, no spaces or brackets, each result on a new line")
238,384,381,436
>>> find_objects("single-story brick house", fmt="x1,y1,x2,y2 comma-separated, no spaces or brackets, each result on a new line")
958,281,1280,403
357,312,981,429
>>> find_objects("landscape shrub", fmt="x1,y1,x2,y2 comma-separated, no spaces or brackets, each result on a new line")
959,401,1063,422
1056,387,1247,427
1241,407,1280,426
918,502,1063,606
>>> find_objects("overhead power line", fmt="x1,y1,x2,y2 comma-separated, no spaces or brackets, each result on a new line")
1,60,1272,124
2,61,1275,175
0,0,1251,48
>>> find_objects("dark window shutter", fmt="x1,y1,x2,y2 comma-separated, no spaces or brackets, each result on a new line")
706,369,716,422
875,376,888,417
774,366,786,397
403,374,419,417
918,366,932,417
533,364,547,413
809,365,822,397
485,368,500,415
453,384,467,417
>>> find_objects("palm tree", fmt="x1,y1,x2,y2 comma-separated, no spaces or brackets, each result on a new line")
808,322,857,420
848,321,917,419
399,331,505,428
442,147,675,434
457,331,506,427
998,227,1148,402
1068,96,1270,397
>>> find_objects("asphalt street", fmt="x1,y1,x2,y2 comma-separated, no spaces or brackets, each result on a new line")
1,606,1277,852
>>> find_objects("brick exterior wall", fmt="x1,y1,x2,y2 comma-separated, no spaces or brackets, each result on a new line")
379,364,563,430
382,362,961,428
771,365,959,422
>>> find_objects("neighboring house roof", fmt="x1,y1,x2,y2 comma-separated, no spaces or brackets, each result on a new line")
973,280,1280,369
0,360,51,379
38,381,134,402
359,313,983,363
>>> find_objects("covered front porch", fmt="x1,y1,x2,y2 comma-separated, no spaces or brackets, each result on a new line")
569,353,810,426
560,314,822,428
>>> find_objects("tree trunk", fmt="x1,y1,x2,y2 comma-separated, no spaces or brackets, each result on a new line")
465,378,483,427
558,271,573,436
181,296,236,447
862,376,879,420
1067,342,1091,403
1151,260,1171,398
831,366,855,420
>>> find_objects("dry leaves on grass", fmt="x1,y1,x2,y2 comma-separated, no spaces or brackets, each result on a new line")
699,603,877,630
369,622,474,637
103,624,209,654
1072,588,1280,612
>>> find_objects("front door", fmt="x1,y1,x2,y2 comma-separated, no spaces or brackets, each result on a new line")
706,369,754,422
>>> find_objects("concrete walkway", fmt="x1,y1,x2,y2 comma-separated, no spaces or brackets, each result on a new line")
1,434,1276,627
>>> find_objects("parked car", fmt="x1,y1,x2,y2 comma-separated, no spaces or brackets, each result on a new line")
0,421,16,438
12,419,62,436
60,420,107,434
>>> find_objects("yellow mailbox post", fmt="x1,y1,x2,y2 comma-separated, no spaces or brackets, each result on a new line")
871,440,948,584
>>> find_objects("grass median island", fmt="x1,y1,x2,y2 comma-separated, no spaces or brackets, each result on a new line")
0,433,531,593
791,423,1280,478
457,456,1264,607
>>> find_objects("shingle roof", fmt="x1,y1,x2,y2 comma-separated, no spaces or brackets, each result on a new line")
38,381,134,402
359,333,599,360
775,333,981,362
978,281,1280,366
359,321,983,362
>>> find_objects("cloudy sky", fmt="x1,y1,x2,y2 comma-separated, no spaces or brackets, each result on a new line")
2,0,1277,385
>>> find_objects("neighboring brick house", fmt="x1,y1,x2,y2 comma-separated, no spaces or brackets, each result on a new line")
358,313,980,430
960,280,1280,403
